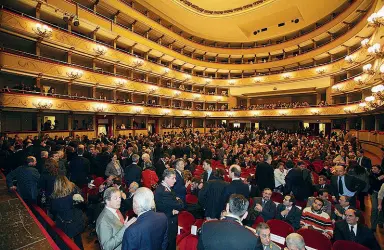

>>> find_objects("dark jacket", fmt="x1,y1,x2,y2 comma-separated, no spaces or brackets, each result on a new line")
248,197,276,222
254,162,275,191
68,155,90,186
285,168,313,201
155,159,167,180
197,216,261,250
275,204,302,230
124,163,142,187
6,165,40,202
330,174,366,198
333,220,380,250
122,211,168,250
223,179,250,204
202,170,218,183
199,179,228,219
38,170,56,197
357,156,372,171
173,170,187,204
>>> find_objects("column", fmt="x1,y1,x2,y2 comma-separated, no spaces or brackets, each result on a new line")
375,115,380,131
92,86,96,98
68,113,73,134
37,112,42,133
316,92,322,104
346,94,350,104
93,114,97,137
113,89,117,101
247,98,251,108
203,118,206,133
361,117,366,130
67,51,72,64
65,82,72,96
345,118,351,130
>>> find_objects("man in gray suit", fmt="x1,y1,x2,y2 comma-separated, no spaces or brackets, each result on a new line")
96,187,137,250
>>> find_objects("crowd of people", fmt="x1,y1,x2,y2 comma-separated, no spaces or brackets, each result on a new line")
1,128,384,250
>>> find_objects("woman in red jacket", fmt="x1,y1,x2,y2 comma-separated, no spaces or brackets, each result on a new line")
142,166,159,190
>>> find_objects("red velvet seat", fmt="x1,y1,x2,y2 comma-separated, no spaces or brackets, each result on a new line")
271,192,284,203
178,211,196,233
295,200,307,209
266,219,294,238
333,240,370,250
176,231,190,245
178,234,198,250
251,215,264,229
193,219,206,229
296,228,332,250
186,194,198,204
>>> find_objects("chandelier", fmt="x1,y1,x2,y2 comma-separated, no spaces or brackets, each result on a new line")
93,104,106,112
367,43,383,57
361,38,370,48
372,84,384,100
93,45,107,56
353,76,365,85
363,64,375,75
115,78,127,87
132,58,144,67
343,108,355,114
66,69,84,79
33,24,53,39
344,55,354,64
367,7,384,27
33,99,53,109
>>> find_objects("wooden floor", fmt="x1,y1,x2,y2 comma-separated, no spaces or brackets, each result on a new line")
82,152,384,250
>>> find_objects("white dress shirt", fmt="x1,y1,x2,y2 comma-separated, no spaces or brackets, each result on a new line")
106,206,120,221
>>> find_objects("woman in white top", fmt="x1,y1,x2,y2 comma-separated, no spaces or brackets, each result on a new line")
274,162,287,192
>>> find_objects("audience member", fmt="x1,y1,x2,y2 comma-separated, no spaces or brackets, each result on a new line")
124,154,142,187
122,187,168,250
306,189,332,216
332,195,354,222
276,195,302,230
223,165,250,204
247,188,276,225
285,233,305,250
369,165,384,231
105,154,124,179
300,198,333,239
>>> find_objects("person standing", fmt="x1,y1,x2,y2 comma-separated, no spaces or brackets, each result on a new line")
173,158,190,204
155,168,184,250
369,165,384,231
96,187,137,250
6,156,40,205
122,187,168,250
124,154,142,187
255,155,275,191
68,145,90,187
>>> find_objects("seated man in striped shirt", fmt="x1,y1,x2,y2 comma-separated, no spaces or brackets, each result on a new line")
300,197,333,239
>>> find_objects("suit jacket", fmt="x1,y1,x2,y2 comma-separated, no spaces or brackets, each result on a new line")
262,242,281,250
197,216,260,250
330,174,366,198
314,184,332,194
250,197,276,222
6,165,40,201
275,204,302,230
173,170,187,204
223,179,250,204
124,163,142,187
357,156,372,171
68,155,90,186
333,220,380,250
122,211,168,250
331,204,355,221
202,170,218,183
154,184,184,219
249,184,261,198
254,162,275,191
198,179,229,218
285,168,313,201
155,159,167,180
96,207,127,250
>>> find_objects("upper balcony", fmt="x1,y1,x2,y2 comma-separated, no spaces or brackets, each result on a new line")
7,0,376,72
0,7,372,88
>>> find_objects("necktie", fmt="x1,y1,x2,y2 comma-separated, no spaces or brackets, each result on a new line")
116,209,125,224
262,200,266,207
338,177,344,195
349,225,356,242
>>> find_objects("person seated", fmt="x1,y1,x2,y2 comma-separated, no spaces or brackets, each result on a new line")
306,189,332,216
313,175,331,193
255,223,281,250
246,188,276,225
333,208,380,250
300,198,333,239
285,233,306,250
120,124,126,130
332,195,355,223
276,195,302,230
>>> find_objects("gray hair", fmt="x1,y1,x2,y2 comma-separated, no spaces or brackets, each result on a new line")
133,187,155,214
228,194,249,217
162,168,176,180
132,154,140,163
286,233,305,250
255,222,270,235
103,187,120,202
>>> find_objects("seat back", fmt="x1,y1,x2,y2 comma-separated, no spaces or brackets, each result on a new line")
178,234,198,250
186,194,198,204
297,228,332,250
333,240,370,250
251,215,265,229
178,211,196,233
271,192,283,203
266,219,294,238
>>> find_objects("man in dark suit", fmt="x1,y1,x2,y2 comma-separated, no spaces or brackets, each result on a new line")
314,175,331,194
285,164,313,201
6,156,40,205
199,169,228,219
223,165,250,205
68,145,90,187
276,195,302,230
124,154,142,187
122,187,168,250
172,142,184,159
202,159,217,183
155,154,170,180
120,182,139,215
246,188,276,225
254,156,275,191
333,209,380,250
331,166,366,206
154,168,184,250
173,159,190,204
245,175,260,198
198,194,260,250
332,195,355,222
356,150,372,171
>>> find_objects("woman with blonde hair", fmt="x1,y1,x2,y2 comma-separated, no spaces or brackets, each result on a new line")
50,176,85,249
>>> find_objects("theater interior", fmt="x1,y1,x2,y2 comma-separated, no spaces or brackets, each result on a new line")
0,0,384,249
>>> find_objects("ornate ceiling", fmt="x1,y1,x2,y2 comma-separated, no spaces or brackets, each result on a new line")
138,0,348,42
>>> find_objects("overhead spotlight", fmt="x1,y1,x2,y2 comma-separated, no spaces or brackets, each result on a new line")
73,16,80,27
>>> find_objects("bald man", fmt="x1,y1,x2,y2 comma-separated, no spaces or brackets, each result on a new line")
222,165,250,207
330,166,366,206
